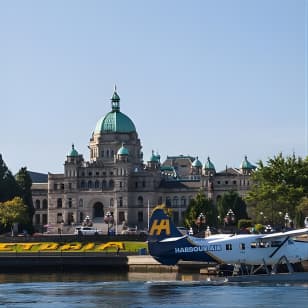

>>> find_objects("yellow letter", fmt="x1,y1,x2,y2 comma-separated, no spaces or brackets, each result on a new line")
149,219,170,236
0,243,15,251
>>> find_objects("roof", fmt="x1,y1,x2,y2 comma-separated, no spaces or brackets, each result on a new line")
28,171,48,183
192,157,202,168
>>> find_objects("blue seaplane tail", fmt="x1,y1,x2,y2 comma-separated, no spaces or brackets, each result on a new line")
147,205,215,265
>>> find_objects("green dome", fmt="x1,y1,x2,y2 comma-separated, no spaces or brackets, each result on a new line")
68,144,78,157
240,156,255,169
117,144,129,156
204,157,215,170
192,157,202,168
94,89,136,134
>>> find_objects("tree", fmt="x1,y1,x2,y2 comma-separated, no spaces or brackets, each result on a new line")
15,167,35,228
184,191,218,232
0,154,21,202
217,190,248,224
246,153,308,226
0,197,29,235
295,197,308,227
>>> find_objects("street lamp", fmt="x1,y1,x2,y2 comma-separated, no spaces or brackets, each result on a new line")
196,212,206,233
284,213,289,229
104,211,114,235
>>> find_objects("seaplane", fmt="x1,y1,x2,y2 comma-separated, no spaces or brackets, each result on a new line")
148,206,308,277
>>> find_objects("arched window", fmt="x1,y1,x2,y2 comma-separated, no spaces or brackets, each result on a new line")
79,199,83,208
95,180,99,189
173,196,178,206
57,198,62,208
119,197,123,207
110,198,114,207
88,180,92,189
79,212,84,223
102,180,107,189
42,199,48,209
137,196,143,206
109,180,114,189
166,196,171,207
181,196,186,206
80,180,85,189
35,199,40,209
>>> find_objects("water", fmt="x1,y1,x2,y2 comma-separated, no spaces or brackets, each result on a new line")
0,272,307,307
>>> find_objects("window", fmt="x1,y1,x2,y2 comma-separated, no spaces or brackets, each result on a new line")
137,196,143,206
158,196,163,204
217,181,221,184
95,180,99,188
80,180,85,188
233,180,237,185
173,196,179,206
57,213,63,223
120,182,122,188
96,171,99,176
119,197,123,207
107,150,109,157
68,198,72,208
35,214,40,225
79,199,83,208
68,183,72,189
225,181,228,185
166,197,171,207
79,212,84,223
109,180,114,189
88,180,92,189
35,199,40,210
240,243,245,250
101,150,104,157
138,211,143,222
61,183,64,190
57,198,62,208
119,211,125,223
42,199,48,209
142,181,146,188
88,172,92,176
111,150,114,157
110,198,114,207
42,214,47,225
54,183,57,190
181,197,186,206
135,182,138,188
102,180,107,189
226,244,232,250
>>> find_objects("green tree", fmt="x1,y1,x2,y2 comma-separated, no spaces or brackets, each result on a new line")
295,197,308,227
0,154,21,202
184,191,218,232
217,190,248,224
15,167,35,229
246,153,308,226
0,197,29,235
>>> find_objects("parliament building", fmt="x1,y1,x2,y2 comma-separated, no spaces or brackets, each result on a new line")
31,89,255,233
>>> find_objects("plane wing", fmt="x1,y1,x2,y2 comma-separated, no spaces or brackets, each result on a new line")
260,228,308,240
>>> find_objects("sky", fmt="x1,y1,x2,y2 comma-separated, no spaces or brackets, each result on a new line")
0,0,307,174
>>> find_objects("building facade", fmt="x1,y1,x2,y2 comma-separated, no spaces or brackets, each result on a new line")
31,89,255,232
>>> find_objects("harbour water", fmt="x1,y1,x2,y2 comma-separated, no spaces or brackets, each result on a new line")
0,272,307,307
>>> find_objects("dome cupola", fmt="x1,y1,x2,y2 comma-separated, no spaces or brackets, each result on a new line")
203,157,215,171
68,144,79,157
192,157,202,168
117,143,129,156
94,87,136,134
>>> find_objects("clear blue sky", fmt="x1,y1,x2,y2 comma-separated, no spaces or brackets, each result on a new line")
0,0,307,174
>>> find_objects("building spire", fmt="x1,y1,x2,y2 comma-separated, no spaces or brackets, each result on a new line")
111,85,120,112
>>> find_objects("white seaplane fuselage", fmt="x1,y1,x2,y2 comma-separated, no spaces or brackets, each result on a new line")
188,232,308,266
